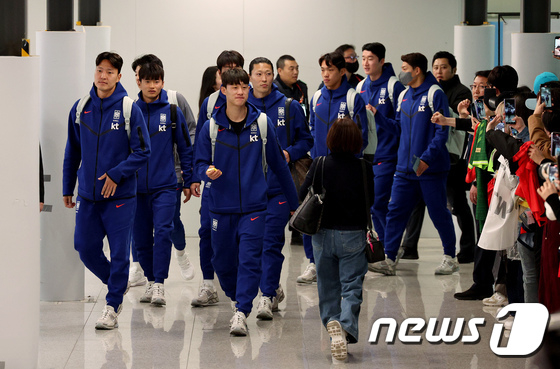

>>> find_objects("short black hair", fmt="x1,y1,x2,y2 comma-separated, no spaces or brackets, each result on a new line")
249,57,273,74
488,65,518,94
138,63,164,82
432,51,457,69
475,70,491,79
277,55,295,70
217,50,244,71
401,53,428,75
362,42,385,60
132,54,163,72
514,89,536,124
334,44,355,55
319,52,345,71
221,68,249,87
96,51,123,73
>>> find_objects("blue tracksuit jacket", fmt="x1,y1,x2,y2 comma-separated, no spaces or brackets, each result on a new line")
195,102,299,214
309,76,368,158
395,72,450,176
135,89,193,193
358,63,405,162
248,84,313,196
63,82,151,201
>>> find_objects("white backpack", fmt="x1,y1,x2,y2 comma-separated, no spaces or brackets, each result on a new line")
312,89,377,156
75,94,134,139
209,112,269,176
356,75,399,110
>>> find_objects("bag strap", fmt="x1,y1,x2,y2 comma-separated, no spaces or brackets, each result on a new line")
346,88,357,119
206,90,220,120
167,90,178,106
361,159,373,231
75,94,91,124
311,156,325,194
209,117,218,164
285,98,293,145
257,112,268,177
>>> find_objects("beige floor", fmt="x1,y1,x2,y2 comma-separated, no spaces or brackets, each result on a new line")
38,237,546,369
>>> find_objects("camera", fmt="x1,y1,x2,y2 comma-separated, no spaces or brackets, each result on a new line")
539,162,559,182
484,89,515,111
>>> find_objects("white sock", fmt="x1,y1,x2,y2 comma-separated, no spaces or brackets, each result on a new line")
175,249,186,257
203,279,215,289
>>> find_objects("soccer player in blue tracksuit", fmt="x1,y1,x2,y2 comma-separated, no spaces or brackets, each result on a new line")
195,68,299,336
358,43,405,245
134,63,193,306
63,52,151,329
191,50,245,308
299,52,369,284
247,57,313,319
369,52,458,276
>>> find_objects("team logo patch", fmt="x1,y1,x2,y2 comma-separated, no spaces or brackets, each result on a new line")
113,110,121,120
380,88,387,99
419,95,428,112
338,102,347,119
76,200,80,213
251,122,258,134
160,113,166,122
212,218,218,231
277,106,286,126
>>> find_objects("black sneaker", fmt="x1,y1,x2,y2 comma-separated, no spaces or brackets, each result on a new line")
457,251,474,264
401,248,419,260
454,285,493,300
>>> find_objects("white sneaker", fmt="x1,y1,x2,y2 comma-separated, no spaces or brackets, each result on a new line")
434,255,460,275
368,258,396,276
230,311,248,336
139,281,154,303
151,283,166,306
95,305,119,330
175,250,195,280
128,263,147,287
297,263,317,284
271,284,284,312
256,296,273,320
483,292,508,307
191,285,219,307
327,320,347,362
231,300,238,313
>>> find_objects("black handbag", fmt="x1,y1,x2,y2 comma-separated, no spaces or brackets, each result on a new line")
361,159,385,263
289,157,326,235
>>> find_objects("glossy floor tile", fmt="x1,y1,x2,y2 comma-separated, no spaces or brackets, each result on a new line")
39,237,549,368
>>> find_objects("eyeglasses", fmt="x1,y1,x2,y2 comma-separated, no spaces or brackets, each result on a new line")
470,84,491,90
345,55,357,61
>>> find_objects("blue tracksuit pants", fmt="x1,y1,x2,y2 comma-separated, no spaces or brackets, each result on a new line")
371,161,396,243
260,193,290,297
198,183,215,280
170,184,186,251
210,210,266,315
384,172,456,261
134,189,176,283
302,235,315,263
74,196,136,311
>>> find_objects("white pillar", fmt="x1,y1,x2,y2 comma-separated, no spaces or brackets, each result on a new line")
511,33,560,90
37,31,86,301
76,25,111,89
0,56,40,368
454,24,495,84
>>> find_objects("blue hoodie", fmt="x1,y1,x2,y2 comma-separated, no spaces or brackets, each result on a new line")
195,102,299,214
309,76,368,158
193,89,227,183
395,72,450,177
358,63,406,162
135,89,193,194
248,84,313,195
63,82,151,201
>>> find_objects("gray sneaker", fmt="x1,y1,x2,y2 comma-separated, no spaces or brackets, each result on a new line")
434,255,460,275
230,311,248,336
95,305,118,330
139,281,154,303
151,283,166,306
368,258,396,276
297,263,317,284
256,296,273,320
191,285,219,307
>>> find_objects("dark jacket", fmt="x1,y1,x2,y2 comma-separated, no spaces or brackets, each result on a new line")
439,75,472,115
273,76,310,121
299,153,374,230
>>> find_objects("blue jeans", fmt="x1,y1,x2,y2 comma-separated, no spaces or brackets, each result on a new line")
518,231,539,303
312,228,368,343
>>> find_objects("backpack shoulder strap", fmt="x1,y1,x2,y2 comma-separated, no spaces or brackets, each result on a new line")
396,88,408,113
122,96,134,141
346,88,357,119
312,90,322,113
75,94,91,124
257,113,268,176
206,90,220,120
170,103,177,143
387,76,398,105
209,117,218,164
427,84,442,114
356,79,365,94
285,98,293,145
167,90,178,106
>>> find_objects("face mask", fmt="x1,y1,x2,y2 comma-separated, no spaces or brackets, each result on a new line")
346,61,359,74
399,71,413,86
